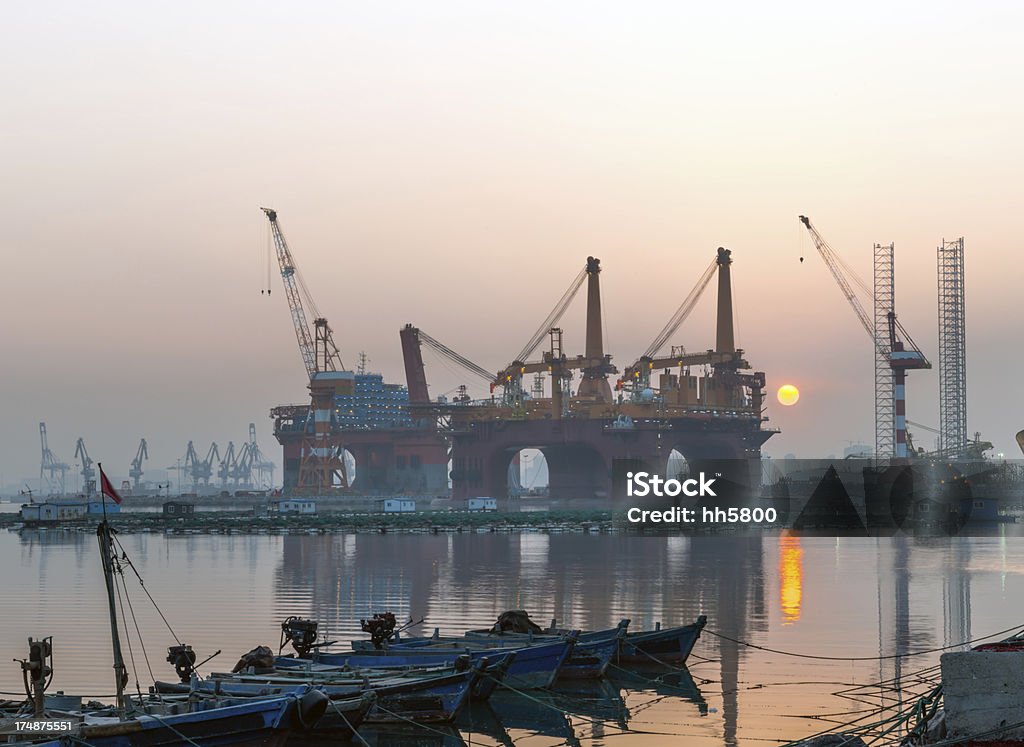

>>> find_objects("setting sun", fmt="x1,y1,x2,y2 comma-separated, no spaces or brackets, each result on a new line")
777,384,800,406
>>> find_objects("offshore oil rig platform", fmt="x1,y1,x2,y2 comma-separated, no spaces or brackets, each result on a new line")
263,208,774,499
401,249,772,500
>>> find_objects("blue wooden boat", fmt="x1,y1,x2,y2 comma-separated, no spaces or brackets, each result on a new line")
376,613,707,667
293,634,577,690
7,691,326,747
269,652,513,701
4,518,329,747
379,622,627,680
466,613,707,666
143,688,375,743
613,615,707,664
155,665,483,725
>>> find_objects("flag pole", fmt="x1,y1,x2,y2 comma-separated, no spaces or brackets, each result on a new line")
99,461,108,523
95,461,127,715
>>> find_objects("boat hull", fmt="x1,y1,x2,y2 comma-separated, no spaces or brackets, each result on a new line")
156,669,479,725
616,617,707,664
58,695,304,747
308,638,574,690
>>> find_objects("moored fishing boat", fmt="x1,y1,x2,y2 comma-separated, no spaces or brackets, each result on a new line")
612,615,708,664
3,466,330,747
0,694,327,747
138,688,376,743
154,664,485,725
371,611,707,667
378,622,628,680
279,628,576,690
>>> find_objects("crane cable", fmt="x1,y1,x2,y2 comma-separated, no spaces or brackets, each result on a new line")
643,257,717,360
513,265,588,365
417,329,494,383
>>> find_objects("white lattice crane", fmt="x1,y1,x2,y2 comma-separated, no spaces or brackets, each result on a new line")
799,216,930,460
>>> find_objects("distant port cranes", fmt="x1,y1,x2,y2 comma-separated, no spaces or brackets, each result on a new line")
35,423,274,497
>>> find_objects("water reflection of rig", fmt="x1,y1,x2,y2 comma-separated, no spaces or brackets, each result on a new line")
265,206,774,498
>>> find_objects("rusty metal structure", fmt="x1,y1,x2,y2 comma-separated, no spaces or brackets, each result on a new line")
403,248,774,500
267,209,774,498
266,209,448,494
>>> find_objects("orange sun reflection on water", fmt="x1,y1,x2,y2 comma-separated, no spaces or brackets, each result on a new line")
779,533,804,624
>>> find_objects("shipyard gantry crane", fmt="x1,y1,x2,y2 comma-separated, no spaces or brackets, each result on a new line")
129,439,148,492
263,208,350,492
218,442,239,488
799,216,930,460
184,441,219,491
247,423,275,489
73,438,96,495
219,439,257,489
39,422,68,495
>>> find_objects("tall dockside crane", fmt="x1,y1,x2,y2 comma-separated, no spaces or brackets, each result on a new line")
184,441,219,491
262,208,349,492
262,208,343,377
39,422,68,495
799,216,930,460
74,438,96,495
129,439,148,492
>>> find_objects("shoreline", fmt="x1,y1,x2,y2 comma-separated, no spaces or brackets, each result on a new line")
0,509,617,535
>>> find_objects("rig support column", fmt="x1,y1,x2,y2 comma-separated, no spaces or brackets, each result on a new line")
400,325,431,405
715,248,735,354
577,256,613,402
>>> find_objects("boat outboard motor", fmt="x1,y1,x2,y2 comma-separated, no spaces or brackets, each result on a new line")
280,616,319,658
360,612,398,650
19,636,53,717
166,644,197,683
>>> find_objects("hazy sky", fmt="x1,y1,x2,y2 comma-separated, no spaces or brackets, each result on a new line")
3,1,1023,489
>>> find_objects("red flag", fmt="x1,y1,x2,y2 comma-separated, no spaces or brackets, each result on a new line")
99,464,122,504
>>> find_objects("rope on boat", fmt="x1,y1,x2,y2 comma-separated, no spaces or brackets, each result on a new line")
144,712,205,747
605,662,715,696
115,562,164,706
326,699,371,747
370,702,466,738
113,535,183,646
482,673,628,734
66,736,102,747
627,641,712,670
111,561,147,705
705,622,1024,661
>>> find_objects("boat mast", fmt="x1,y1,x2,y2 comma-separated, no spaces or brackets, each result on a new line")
96,519,128,714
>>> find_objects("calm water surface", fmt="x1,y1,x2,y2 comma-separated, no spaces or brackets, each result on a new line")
1,527,1023,746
